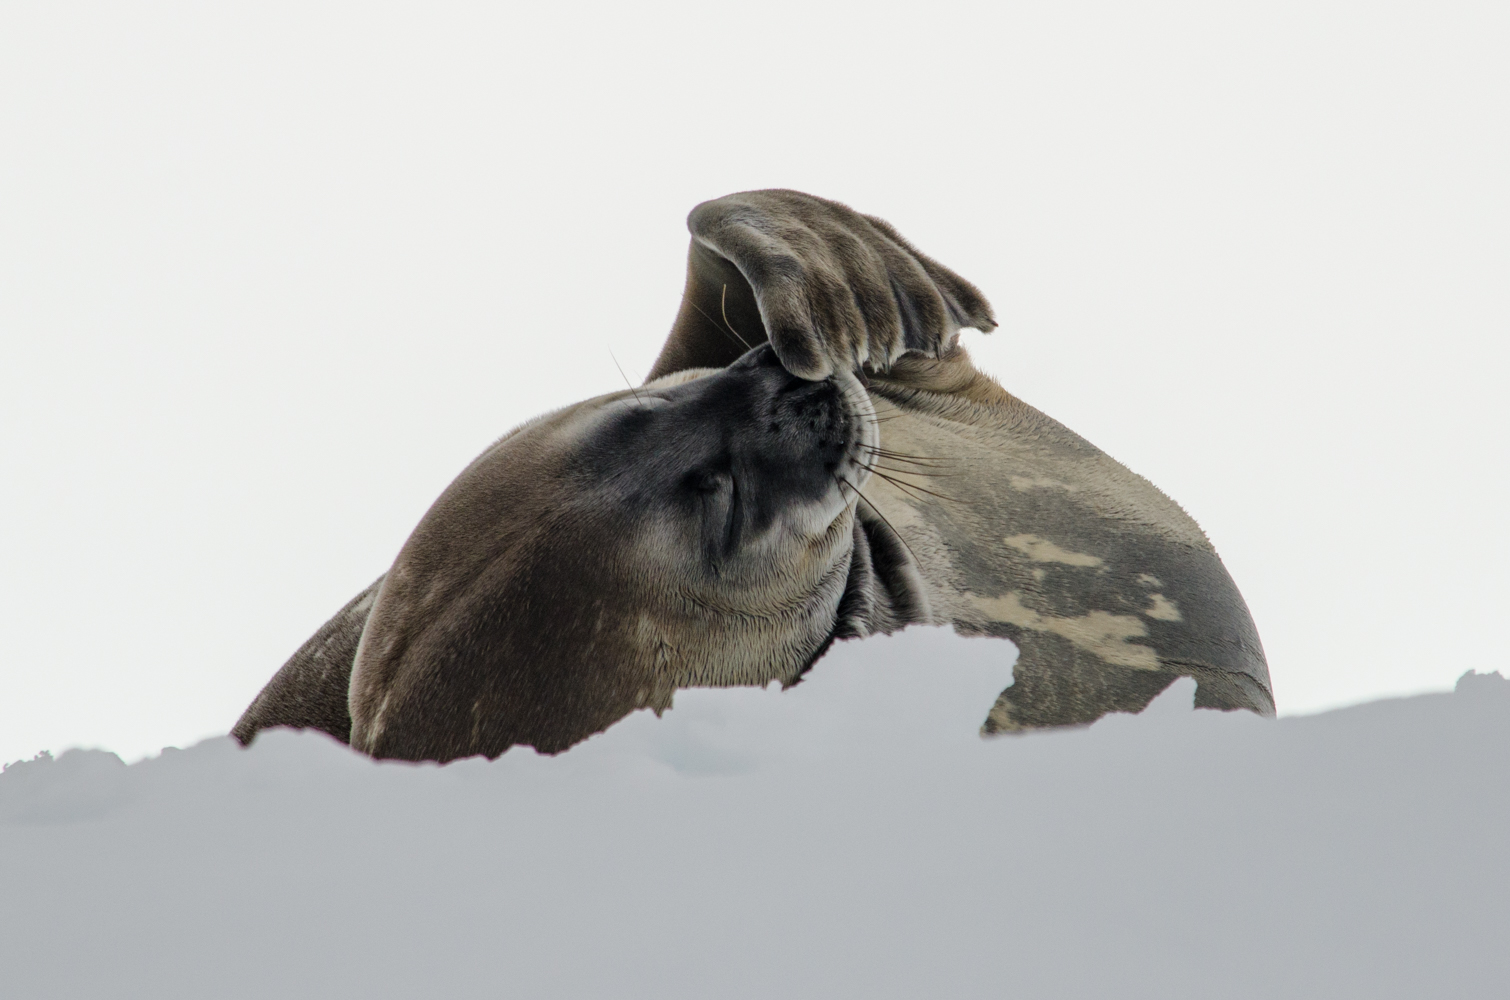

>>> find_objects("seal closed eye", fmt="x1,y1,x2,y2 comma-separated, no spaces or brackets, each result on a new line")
232,190,1272,761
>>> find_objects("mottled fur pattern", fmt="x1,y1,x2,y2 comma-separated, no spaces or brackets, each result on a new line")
233,190,1271,761
856,353,1269,728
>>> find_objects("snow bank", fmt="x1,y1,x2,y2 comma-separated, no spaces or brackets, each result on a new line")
3,628,1507,998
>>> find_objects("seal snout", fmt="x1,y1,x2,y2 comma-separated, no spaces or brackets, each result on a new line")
770,379,853,472
748,350,877,504
655,343,879,545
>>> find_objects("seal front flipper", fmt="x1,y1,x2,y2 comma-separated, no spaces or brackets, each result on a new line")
230,576,384,746
647,189,996,382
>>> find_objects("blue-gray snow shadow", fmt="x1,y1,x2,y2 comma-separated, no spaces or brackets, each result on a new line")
567,626,1020,775
3,634,1508,1000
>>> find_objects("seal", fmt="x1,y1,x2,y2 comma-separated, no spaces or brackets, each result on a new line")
232,190,1272,760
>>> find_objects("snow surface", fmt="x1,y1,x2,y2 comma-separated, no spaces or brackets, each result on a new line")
3,627,1507,999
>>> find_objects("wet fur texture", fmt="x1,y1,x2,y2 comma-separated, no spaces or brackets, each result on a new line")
233,190,1271,760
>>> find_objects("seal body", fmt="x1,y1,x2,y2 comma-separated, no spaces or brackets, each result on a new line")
233,190,1271,760
852,354,1269,728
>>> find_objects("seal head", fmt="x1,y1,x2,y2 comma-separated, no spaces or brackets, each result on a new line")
347,344,879,760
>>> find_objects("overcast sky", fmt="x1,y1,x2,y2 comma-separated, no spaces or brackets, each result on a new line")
2,0,1506,765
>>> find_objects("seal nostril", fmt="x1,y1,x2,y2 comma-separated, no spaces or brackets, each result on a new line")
769,422,780,433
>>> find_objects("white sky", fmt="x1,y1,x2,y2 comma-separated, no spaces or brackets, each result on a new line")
1,0,1506,765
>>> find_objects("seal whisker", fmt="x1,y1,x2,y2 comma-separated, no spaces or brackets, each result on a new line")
860,445,947,461
867,463,957,479
864,450,944,461
859,448,951,468
609,350,647,409
834,474,923,568
854,460,964,505
872,463,956,478
867,463,961,480
856,451,948,473
864,470,941,505
720,284,755,350
690,299,753,354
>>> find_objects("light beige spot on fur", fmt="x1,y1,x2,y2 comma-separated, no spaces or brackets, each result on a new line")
1137,573,1163,588
1002,534,1103,568
966,590,1161,670
1144,593,1182,622
1008,475,1077,493
643,367,718,389
632,613,664,645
